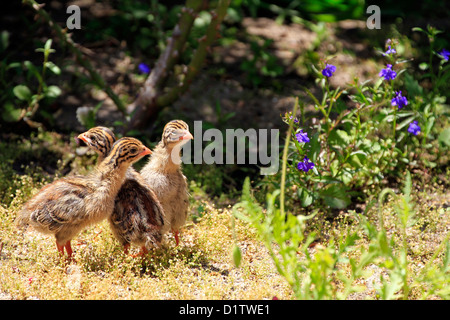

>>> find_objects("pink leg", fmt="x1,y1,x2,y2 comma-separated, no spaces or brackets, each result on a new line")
137,245,148,256
56,241,65,256
56,240,73,260
173,230,180,246
65,241,73,259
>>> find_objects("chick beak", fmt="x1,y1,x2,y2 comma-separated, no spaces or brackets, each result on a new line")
140,146,152,156
76,133,89,146
179,131,193,141
77,133,90,144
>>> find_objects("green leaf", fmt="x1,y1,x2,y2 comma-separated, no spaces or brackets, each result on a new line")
44,39,53,53
232,245,242,268
397,116,416,130
412,27,425,33
45,61,61,75
320,184,351,209
13,85,32,101
24,60,42,82
348,153,366,168
425,116,435,135
438,128,450,147
328,129,351,149
0,30,9,53
298,187,314,207
1,102,22,122
404,73,423,96
44,85,62,98
309,132,321,161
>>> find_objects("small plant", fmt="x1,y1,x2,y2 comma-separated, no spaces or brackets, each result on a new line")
233,26,449,299
1,39,61,127
263,28,449,212
234,154,449,299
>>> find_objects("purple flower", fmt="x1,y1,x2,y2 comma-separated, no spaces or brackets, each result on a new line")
439,49,450,61
297,156,315,172
391,91,408,109
379,64,397,81
288,115,299,124
295,129,310,143
383,45,397,56
138,63,151,74
322,64,336,77
407,121,421,136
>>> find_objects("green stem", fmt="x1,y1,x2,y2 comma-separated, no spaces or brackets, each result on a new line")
29,48,48,117
280,97,299,217
392,106,397,142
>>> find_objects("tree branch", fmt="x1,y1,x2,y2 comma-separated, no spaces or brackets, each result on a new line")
126,0,230,131
157,0,230,107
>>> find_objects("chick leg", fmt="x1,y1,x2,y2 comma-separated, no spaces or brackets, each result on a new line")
139,245,148,255
56,241,65,256
65,241,73,258
173,230,180,246
56,240,73,259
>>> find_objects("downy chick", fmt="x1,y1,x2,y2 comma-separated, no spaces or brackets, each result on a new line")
16,137,151,259
140,120,193,246
78,127,167,255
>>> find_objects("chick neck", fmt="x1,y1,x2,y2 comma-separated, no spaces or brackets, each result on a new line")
96,153,134,195
144,140,183,174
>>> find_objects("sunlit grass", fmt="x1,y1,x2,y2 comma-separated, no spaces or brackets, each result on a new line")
1,164,447,300
0,130,448,300
1,181,293,299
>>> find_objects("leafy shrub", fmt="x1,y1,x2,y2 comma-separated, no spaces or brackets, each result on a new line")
264,26,449,212
1,38,61,126
234,173,450,299
233,26,449,299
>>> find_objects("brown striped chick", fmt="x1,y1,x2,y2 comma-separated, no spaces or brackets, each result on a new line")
16,137,151,260
78,127,167,256
140,120,193,246
76,126,116,163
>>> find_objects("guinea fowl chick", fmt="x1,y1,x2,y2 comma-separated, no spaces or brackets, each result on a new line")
76,126,116,163
78,127,167,256
16,137,152,260
140,120,193,246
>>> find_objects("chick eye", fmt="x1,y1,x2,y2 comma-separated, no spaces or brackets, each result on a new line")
91,136,97,142
130,148,137,154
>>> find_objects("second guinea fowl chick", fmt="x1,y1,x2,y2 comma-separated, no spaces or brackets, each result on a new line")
140,120,193,246
76,126,116,163
16,137,151,259
78,127,167,255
